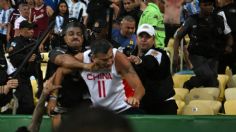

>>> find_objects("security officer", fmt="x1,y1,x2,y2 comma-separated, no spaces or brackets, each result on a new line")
46,21,91,130
216,0,236,74
129,24,177,114
173,0,233,90
139,0,166,49
8,20,42,114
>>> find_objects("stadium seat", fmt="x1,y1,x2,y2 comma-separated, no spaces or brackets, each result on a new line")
174,88,189,101
225,67,236,88
224,100,236,115
172,74,193,88
228,75,236,88
41,52,49,62
175,100,185,115
189,100,222,114
185,89,215,104
30,78,38,105
218,74,229,101
41,63,47,79
181,101,214,115
189,87,220,100
224,88,236,100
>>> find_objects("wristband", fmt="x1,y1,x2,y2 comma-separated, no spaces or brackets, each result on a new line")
49,95,57,100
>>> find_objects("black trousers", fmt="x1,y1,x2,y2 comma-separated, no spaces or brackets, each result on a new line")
218,52,236,74
141,100,178,115
184,55,219,90
15,79,35,114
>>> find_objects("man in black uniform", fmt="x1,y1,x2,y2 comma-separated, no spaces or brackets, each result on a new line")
217,0,236,74
173,0,233,90
46,21,91,130
8,20,42,114
128,24,177,114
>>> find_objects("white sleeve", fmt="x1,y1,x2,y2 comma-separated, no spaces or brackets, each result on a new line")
217,11,231,35
14,18,20,29
81,3,88,17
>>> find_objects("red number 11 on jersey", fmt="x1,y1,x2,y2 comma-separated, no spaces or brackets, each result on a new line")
98,80,106,97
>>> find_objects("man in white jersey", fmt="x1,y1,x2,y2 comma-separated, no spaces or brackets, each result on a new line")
53,39,145,114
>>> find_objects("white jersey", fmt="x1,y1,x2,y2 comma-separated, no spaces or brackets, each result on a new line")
81,48,131,113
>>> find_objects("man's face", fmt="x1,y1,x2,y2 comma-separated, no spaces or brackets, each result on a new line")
64,27,84,50
123,0,132,12
26,0,34,7
21,28,34,38
200,2,214,16
92,48,114,70
20,6,30,18
137,32,155,51
120,20,136,38
34,0,43,6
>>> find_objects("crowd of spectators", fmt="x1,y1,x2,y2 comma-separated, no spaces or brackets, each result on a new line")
0,0,235,131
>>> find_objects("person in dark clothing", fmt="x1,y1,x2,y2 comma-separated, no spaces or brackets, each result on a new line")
118,0,143,28
128,24,177,115
46,21,91,131
50,0,70,49
173,0,233,90
216,0,236,74
8,20,42,114
86,0,112,28
0,50,18,114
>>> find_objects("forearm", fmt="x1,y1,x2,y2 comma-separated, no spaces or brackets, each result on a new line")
123,70,145,100
173,37,180,55
131,77,145,101
226,33,233,47
53,54,86,69
83,16,88,26
117,52,145,100
28,93,47,132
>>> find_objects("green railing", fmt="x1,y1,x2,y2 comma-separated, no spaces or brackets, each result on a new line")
1,115,236,132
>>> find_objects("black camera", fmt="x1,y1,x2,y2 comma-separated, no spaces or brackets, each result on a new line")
118,46,133,57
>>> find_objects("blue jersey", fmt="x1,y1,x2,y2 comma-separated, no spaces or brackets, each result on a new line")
112,29,136,50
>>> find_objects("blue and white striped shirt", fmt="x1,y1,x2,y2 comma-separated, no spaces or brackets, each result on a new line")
0,8,14,35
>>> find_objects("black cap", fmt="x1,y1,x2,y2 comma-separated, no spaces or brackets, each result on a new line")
19,20,37,29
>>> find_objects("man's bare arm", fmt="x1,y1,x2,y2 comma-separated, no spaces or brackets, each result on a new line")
173,27,185,68
225,33,233,54
51,53,95,70
47,67,73,116
28,78,61,132
115,52,145,106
